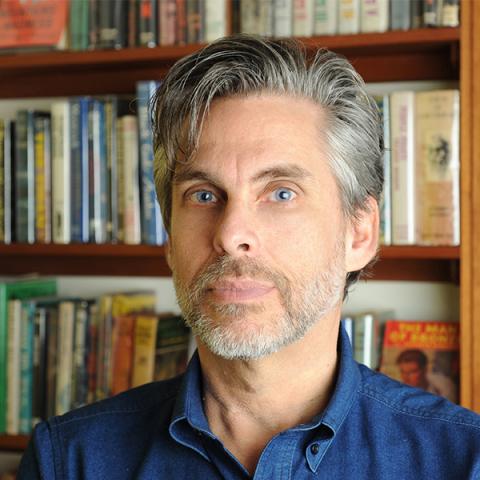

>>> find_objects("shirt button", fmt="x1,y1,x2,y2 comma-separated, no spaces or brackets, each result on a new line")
310,443,320,455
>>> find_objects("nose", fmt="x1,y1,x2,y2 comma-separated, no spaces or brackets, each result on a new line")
212,201,260,257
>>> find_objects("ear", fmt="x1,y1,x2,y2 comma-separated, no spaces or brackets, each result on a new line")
344,196,379,273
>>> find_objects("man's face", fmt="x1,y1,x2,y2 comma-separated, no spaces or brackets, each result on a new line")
399,361,427,387
167,95,349,360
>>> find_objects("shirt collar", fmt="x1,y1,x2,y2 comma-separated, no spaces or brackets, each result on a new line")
169,323,361,469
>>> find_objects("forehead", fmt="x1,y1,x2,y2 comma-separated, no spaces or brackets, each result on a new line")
178,94,331,180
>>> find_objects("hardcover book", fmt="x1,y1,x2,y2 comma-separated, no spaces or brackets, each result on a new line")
380,320,459,403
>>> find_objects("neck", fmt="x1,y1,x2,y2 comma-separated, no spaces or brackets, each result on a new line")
197,307,341,474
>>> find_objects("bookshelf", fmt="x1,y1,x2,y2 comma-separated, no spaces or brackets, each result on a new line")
1,7,479,453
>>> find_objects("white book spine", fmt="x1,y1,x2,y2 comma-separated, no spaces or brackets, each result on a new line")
391,91,416,245
258,0,274,36
55,301,75,416
205,0,227,42
338,0,360,34
51,101,71,244
314,0,338,35
122,116,141,245
360,0,389,33
241,0,260,34
293,0,315,36
274,0,293,37
6,300,22,435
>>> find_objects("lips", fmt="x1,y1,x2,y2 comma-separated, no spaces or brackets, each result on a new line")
207,280,275,302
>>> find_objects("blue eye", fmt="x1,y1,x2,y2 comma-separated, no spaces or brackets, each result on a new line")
271,188,296,202
192,190,217,203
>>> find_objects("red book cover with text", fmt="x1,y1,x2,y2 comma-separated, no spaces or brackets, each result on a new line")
380,320,460,403
0,0,68,49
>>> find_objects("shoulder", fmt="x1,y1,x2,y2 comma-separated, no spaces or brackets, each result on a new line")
357,364,480,430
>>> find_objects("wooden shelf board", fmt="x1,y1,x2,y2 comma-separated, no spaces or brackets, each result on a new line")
0,28,460,98
0,244,460,281
0,434,29,452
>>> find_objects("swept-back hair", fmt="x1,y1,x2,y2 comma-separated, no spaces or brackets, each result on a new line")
151,35,384,295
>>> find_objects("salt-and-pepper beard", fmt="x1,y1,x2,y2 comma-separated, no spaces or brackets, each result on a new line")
172,240,346,360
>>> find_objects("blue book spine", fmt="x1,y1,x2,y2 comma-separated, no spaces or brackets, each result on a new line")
19,301,35,433
70,99,83,242
137,81,164,245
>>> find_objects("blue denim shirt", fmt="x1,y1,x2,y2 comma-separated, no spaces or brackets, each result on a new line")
18,326,480,479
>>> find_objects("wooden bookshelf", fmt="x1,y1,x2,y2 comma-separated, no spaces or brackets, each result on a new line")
0,243,459,281
0,28,459,99
0,434,29,452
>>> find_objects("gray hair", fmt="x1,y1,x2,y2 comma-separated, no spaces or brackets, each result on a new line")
152,35,384,294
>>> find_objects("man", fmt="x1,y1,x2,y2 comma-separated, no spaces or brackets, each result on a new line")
19,36,480,479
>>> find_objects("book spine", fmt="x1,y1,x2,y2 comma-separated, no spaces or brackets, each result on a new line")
160,0,177,46
121,116,141,245
32,308,47,428
176,0,188,44
138,0,158,46
52,101,71,244
3,121,13,244
423,0,441,26
360,0,389,32
46,306,58,420
111,315,135,395
132,315,158,387
205,0,227,41
19,302,34,434
43,116,52,244
0,120,4,243
410,0,424,28
314,0,338,35
87,302,98,403
390,0,411,30
55,301,75,416
338,0,360,33
241,0,260,34
441,0,459,27
15,111,30,243
72,301,89,409
137,81,164,246
391,91,416,245
415,89,460,246
293,0,315,37
6,300,21,435
88,0,99,49
258,0,274,37
274,0,293,37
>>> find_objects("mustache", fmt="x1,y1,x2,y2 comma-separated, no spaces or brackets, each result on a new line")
187,256,291,300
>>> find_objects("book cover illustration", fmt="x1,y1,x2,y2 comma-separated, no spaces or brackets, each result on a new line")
380,320,459,403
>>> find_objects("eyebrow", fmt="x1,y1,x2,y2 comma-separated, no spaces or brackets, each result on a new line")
173,163,314,186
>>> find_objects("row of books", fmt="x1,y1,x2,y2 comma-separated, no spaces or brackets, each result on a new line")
343,313,459,403
375,88,460,246
0,0,459,53
0,81,167,245
0,277,191,435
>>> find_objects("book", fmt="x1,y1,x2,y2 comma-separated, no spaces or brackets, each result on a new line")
0,278,57,433
205,0,227,41
176,0,188,44
34,113,52,244
423,0,441,26
137,81,165,246
154,315,190,381
110,315,135,396
441,0,459,27
314,0,338,35
131,314,159,388
415,89,460,246
410,0,424,28
338,0,360,34
186,0,205,43
32,307,47,427
55,300,75,416
97,0,129,49
71,300,90,409
19,300,35,433
51,100,72,244
293,0,315,37
69,0,90,51
390,0,411,30
352,310,393,370
137,0,158,47
241,0,260,34
390,91,416,245
6,300,21,435
119,115,141,244
159,0,177,46
274,0,294,37
0,0,68,51
0,121,4,243
380,320,460,403
360,0,389,32
2,120,14,244
373,94,392,245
